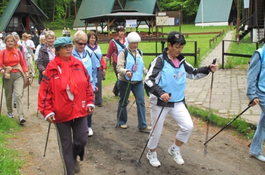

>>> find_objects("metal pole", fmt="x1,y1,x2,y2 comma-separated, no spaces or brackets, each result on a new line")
43,123,51,157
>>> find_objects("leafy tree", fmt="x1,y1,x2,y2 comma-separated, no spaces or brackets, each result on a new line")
158,0,200,23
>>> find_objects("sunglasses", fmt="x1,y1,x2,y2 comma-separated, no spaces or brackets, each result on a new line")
76,42,87,46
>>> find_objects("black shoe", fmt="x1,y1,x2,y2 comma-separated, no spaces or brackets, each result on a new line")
14,103,16,108
96,103,102,107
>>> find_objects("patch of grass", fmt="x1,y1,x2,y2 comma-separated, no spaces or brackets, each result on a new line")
0,116,24,174
188,105,256,139
223,35,264,69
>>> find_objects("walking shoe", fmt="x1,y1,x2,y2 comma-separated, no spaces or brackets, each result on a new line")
251,154,265,162
13,103,16,108
139,126,152,133
7,112,14,118
119,124,127,129
88,127,93,137
95,103,102,107
146,150,161,167
168,146,184,165
19,117,26,125
74,159,80,173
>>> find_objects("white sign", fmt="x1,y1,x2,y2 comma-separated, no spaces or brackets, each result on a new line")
157,12,166,16
156,16,169,26
126,20,137,28
244,0,249,8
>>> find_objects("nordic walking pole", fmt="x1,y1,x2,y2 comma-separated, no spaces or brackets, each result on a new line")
0,77,4,116
27,83,29,109
128,100,136,112
43,122,51,157
204,58,217,155
115,80,131,127
137,93,171,164
204,100,254,146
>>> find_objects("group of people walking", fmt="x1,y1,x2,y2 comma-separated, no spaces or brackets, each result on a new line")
0,26,264,175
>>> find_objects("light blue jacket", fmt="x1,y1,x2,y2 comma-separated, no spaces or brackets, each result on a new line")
247,44,265,101
72,47,97,91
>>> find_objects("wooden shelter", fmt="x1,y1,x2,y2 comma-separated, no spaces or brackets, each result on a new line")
75,0,160,39
0,0,48,35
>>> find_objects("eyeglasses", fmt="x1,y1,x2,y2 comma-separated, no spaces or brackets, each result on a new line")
61,45,73,50
76,42,87,46
174,33,183,39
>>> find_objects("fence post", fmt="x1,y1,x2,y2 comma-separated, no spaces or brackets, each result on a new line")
195,41,197,66
222,40,224,69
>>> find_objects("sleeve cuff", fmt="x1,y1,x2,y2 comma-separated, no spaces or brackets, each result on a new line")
45,112,55,120
87,104,95,109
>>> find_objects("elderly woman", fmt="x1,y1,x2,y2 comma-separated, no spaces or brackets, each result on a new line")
0,34,29,124
145,31,217,167
106,26,128,96
38,37,95,174
116,31,151,132
34,35,46,62
72,31,97,137
37,30,56,84
86,32,106,107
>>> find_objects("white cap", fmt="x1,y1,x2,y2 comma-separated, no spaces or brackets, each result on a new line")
127,32,141,43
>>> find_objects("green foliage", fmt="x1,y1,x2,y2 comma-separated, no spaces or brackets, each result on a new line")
188,105,256,139
0,116,24,174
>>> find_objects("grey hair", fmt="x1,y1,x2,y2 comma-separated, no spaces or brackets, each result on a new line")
45,30,55,38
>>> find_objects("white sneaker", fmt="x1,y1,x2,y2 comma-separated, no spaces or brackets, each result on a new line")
19,117,26,125
168,146,184,165
146,150,161,167
88,127,93,137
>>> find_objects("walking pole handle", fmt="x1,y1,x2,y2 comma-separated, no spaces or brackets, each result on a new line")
212,58,217,64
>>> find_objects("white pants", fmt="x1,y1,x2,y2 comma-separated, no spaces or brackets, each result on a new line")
147,102,193,150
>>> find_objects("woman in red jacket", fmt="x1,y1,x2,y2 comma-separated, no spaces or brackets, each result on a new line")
38,37,95,175
0,34,29,124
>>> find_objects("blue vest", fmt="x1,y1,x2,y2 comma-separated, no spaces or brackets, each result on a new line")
113,38,128,55
158,60,186,102
257,45,265,92
86,45,102,68
124,49,144,81
72,49,93,82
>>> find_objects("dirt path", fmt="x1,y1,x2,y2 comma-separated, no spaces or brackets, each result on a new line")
7,80,264,175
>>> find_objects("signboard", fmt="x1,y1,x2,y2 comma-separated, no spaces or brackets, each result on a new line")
156,11,181,26
126,20,137,28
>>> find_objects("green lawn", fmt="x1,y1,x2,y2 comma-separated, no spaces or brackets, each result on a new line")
52,25,229,87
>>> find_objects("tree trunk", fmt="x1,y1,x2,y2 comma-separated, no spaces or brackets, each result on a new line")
52,0,56,22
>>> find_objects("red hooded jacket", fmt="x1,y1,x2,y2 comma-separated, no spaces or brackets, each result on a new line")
38,55,94,123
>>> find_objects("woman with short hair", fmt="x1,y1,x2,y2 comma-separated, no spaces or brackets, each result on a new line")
72,31,98,137
38,37,94,174
37,30,56,84
0,34,29,124
116,31,151,132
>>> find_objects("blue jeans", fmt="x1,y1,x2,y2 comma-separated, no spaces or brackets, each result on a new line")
250,90,265,156
116,80,148,128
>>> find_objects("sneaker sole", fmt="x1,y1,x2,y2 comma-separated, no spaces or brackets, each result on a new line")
19,119,26,125
168,148,184,165
146,154,161,167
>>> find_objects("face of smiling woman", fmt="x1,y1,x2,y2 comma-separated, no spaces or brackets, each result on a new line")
5,37,15,49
